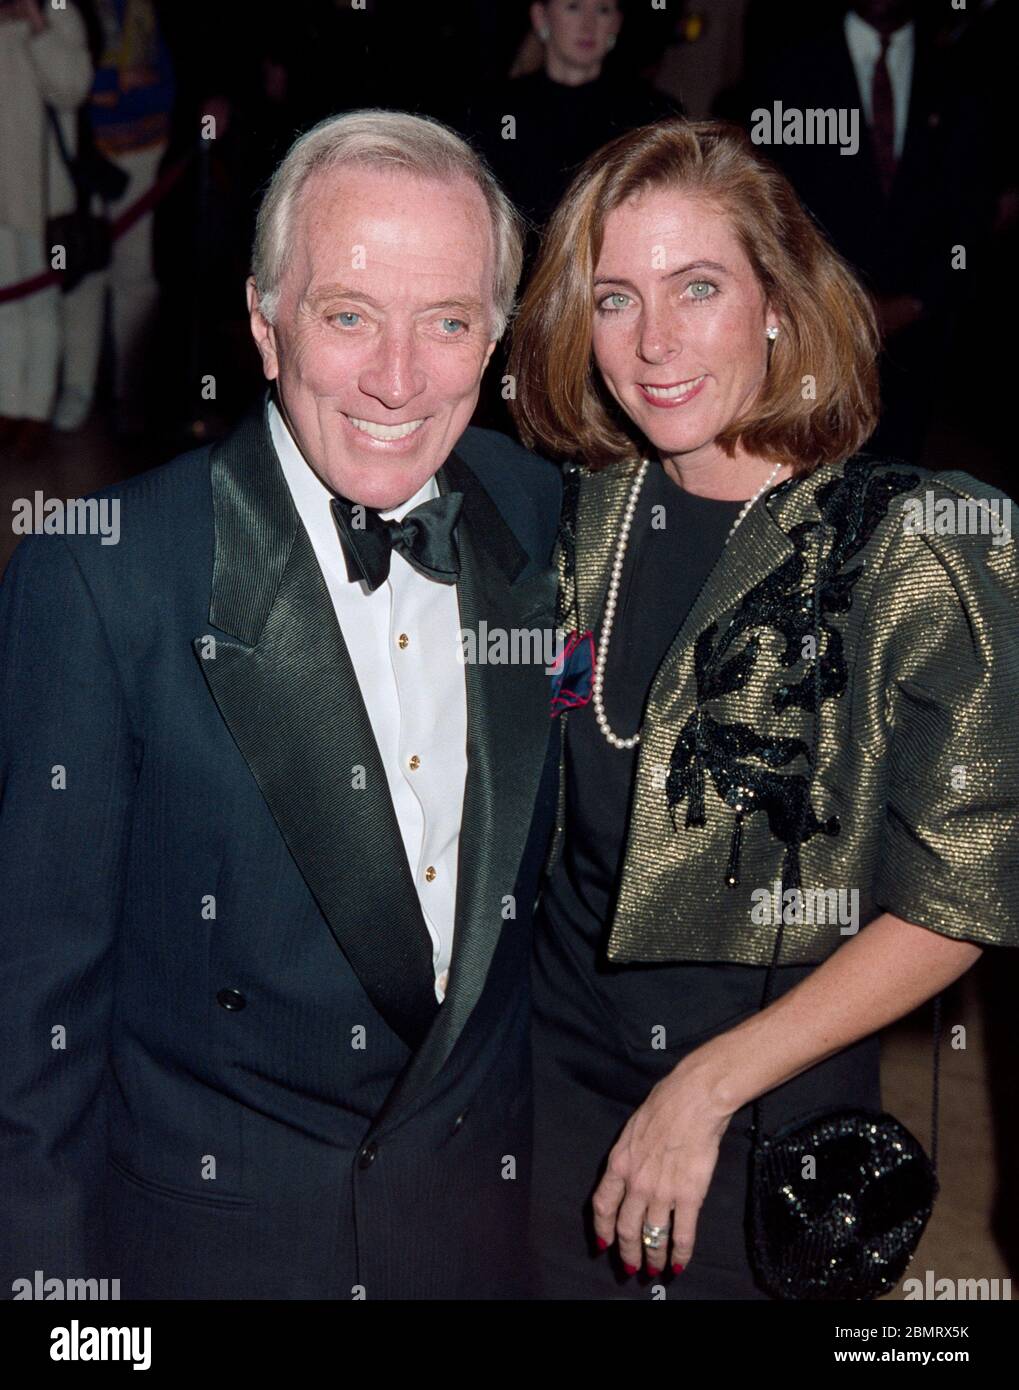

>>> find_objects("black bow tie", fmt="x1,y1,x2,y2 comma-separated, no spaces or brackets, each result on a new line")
329,490,463,593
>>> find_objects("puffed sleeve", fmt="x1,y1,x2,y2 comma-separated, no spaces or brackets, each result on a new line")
866,473,1019,947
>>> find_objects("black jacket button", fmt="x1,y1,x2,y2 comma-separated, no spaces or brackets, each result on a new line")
357,1142,377,1170
216,988,246,1011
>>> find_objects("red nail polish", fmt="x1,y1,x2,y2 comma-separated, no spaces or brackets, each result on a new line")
596,1236,608,1250
672,1262,685,1274
647,1265,661,1277
623,1263,638,1275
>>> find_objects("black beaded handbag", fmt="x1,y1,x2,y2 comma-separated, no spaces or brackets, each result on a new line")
746,984,941,1300
745,523,942,1300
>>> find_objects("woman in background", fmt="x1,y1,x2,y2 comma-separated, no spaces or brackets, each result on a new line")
466,0,679,435
473,0,680,232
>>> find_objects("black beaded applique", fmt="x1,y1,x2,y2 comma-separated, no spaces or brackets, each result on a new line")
665,455,922,886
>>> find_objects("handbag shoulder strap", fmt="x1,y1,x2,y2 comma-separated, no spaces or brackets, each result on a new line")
749,518,943,1175
45,105,76,174
928,992,943,1170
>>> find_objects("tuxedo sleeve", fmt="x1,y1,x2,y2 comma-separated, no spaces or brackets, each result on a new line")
0,535,137,1289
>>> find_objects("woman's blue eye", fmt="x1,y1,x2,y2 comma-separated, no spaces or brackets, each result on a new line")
687,281,717,300
334,311,361,327
599,293,630,312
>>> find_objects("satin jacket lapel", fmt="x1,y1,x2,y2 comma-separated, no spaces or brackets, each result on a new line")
194,406,440,1049
368,448,558,1133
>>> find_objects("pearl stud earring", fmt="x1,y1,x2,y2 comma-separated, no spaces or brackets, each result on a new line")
766,326,779,340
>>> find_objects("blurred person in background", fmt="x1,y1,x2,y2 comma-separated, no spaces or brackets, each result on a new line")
903,0,1017,493
744,0,997,462
470,0,681,233
463,0,680,435
653,0,750,121
0,0,92,458
52,0,176,437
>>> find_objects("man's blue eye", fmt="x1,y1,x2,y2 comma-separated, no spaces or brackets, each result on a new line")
440,318,466,334
335,312,361,327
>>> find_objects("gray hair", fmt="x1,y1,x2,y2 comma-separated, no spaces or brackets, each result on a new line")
251,108,524,340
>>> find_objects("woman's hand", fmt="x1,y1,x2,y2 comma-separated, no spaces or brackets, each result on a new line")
592,915,983,1278
591,1052,737,1277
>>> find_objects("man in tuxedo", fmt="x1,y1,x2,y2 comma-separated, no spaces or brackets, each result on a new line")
745,1,996,459
0,111,561,1299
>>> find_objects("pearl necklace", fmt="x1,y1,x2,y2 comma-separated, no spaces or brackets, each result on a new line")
592,457,786,750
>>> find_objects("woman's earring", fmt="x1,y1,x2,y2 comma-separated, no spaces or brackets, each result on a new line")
606,34,617,50
538,25,550,41
765,326,779,340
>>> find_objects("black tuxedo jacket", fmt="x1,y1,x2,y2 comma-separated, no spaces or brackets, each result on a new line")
747,22,995,316
0,397,561,1299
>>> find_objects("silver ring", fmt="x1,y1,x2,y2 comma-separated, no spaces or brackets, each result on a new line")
641,1222,670,1248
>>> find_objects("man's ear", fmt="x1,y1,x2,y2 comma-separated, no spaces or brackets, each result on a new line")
246,276,279,381
482,339,498,373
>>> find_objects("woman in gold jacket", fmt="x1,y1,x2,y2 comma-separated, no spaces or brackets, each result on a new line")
509,118,1019,1299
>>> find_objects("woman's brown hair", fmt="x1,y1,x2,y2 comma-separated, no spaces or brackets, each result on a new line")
508,119,880,473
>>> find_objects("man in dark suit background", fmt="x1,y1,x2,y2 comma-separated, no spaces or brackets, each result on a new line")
745,1,997,460
0,110,561,1299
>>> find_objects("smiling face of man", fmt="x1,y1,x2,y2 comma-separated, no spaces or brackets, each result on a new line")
247,164,498,510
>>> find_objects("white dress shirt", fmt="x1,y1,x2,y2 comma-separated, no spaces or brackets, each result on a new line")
844,10,915,162
268,398,468,1004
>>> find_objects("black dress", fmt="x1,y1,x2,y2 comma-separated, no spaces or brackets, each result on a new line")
470,69,681,231
530,462,882,1300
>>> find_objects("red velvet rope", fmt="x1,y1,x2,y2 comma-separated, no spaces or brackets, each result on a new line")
0,152,193,305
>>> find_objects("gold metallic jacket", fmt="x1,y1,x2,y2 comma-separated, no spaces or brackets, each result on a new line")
547,453,1019,965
